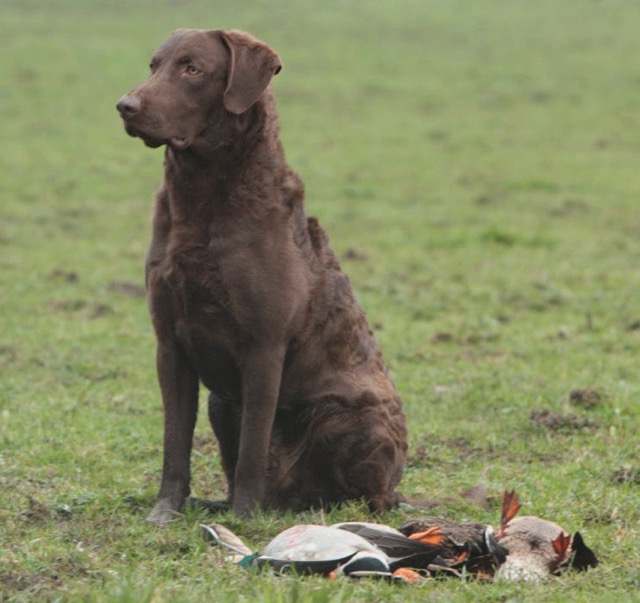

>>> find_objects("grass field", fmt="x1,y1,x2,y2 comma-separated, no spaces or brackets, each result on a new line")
2,0,640,600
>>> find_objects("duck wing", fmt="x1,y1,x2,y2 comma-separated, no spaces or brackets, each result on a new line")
334,522,442,569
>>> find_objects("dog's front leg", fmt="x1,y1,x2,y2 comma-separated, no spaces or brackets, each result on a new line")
147,340,199,525
232,344,285,517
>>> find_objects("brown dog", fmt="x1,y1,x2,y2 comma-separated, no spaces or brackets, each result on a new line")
116,29,407,523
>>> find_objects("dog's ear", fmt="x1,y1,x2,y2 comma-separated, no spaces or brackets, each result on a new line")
218,30,282,115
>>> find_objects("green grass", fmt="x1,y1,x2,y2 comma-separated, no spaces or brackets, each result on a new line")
2,0,640,600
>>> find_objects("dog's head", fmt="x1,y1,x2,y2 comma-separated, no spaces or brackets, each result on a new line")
116,29,282,151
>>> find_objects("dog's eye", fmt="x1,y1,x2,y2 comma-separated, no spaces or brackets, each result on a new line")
185,64,201,76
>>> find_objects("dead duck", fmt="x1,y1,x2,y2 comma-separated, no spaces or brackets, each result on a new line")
200,490,598,582
257,523,442,580
399,489,597,581
399,516,507,577
201,522,442,581
332,521,443,573
255,524,387,577
495,490,599,582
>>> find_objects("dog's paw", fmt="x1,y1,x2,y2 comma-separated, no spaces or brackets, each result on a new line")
187,497,231,514
231,494,261,518
146,498,183,525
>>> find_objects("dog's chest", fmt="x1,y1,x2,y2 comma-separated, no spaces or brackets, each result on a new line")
154,222,291,339
159,237,237,327
150,241,243,388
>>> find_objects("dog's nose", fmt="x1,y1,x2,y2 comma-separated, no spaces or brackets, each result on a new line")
116,95,141,116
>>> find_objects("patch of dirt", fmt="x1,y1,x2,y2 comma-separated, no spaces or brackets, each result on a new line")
404,485,494,512
530,408,599,432
2,571,64,595
50,268,78,282
47,299,115,319
0,345,18,366
19,494,50,522
403,495,456,509
462,332,500,345
407,444,430,468
430,331,454,344
48,299,88,313
88,303,114,318
611,465,640,485
108,280,146,298
569,388,602,409
343,247,369,261
461,484,491,510
444,437,482,458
